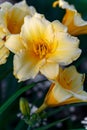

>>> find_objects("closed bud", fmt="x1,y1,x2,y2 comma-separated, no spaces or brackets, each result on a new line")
19,97,30,117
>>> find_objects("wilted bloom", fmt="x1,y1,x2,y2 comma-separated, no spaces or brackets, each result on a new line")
53,0,87,36
43,66,87,107
5,13,81,82
0,0,36,64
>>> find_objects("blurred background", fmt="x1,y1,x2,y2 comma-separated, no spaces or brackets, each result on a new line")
0,0,87,130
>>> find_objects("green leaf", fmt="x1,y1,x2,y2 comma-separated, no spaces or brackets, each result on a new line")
0,83,35,115
15,120,27,130
35,117,70,130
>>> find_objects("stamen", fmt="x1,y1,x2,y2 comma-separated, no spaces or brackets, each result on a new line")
33,42,49,58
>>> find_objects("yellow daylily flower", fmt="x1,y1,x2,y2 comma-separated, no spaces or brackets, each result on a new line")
5,13,81,82
43,66,87,107
53,0,87,36
0,0,36,64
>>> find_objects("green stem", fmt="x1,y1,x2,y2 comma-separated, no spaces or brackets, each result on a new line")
35,103,47,114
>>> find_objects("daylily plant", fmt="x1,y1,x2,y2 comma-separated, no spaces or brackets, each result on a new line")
0,0,36,64
0,0,87,129
53,0,87,36
5,13,81,82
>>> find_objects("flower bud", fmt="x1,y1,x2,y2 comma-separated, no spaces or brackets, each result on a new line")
19,97,30,117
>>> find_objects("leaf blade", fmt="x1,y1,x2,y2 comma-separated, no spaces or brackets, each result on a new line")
0,83,35,115
35,117,70,130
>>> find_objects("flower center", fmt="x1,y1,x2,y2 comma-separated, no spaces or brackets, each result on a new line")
33,42,49,59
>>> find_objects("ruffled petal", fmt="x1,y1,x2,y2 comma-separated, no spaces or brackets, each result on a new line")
54,0,76,11
14,0,36,16
13,50,45,82
7,6,29,34
0,11,8,30
0,26,8,39
48,32,81,65
51,20,67,32
44,20,67,48
0,1,36,34
0,39,9,64
40,62,59,80
59,66,85,93
5,34,25,54
0,1,12,11
21,13,50,45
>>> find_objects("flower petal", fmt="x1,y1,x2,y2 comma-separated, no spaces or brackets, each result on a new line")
57,97,82,106
13,50,45,82
0,11,8,31
68,90,87,101
53,82,72,102
51,20,67,32
40,62,59,80
44,20,67,47
21,13,50,45
56,0,76,11
48,32,81,65
58,0,87,35
44,84,58,106
0,39,9,64
0,1,36,34
14,0,36,16
60,66,85,93
7,6,29,34
5,34,25,54
0,26,7,39
0,1,12,11
44,82,72,106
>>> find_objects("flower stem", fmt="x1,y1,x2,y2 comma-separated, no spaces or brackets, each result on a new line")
35,103,47,114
